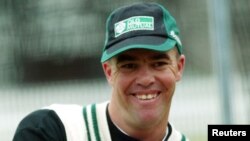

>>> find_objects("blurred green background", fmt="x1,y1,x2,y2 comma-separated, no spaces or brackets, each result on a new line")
0,0,249,141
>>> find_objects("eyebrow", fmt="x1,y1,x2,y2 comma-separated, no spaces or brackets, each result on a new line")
116,54,136,63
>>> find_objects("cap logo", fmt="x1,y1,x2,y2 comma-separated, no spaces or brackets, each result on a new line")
170,30,182,46
114,16,154,37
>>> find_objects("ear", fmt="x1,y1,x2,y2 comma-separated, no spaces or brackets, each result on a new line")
176,54,185,81
102,62,113,85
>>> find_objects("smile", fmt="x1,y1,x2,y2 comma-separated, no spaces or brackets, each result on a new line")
133,93,160,100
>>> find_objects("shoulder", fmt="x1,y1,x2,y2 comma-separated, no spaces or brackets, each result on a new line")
48,102,110,141
45,104,87,141
15,109,64,132
44,104,83,120
13,109,66,141
13,102,110,141
168,123,189,141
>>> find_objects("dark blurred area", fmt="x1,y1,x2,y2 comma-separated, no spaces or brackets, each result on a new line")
0,0,248,84
0,0,190,84
2,0,108,83
0,0,183,83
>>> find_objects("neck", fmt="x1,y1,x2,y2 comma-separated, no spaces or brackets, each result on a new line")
124,125,167,141
108,101,169,141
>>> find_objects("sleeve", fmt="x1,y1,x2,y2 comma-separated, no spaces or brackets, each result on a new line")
12,109,67,141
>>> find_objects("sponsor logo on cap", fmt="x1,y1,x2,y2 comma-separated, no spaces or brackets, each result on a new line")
170,30,182,46
114,16,154,37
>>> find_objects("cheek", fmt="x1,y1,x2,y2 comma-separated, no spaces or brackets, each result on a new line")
113,73,134,94
156,69,177,91
167,65,180,81
158,73,176,110
112,74,135,108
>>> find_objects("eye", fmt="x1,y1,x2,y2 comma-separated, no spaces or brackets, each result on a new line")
152,61,168,67
120,63,138,70
117,62,139,73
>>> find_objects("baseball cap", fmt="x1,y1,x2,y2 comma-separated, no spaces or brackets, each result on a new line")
101,2,182,62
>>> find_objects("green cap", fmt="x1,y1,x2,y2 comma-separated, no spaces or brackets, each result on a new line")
101,2,182,62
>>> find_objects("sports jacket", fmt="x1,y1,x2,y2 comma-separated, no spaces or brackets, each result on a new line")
13,101,188,141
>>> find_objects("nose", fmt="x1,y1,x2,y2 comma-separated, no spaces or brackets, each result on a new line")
135,66,155,88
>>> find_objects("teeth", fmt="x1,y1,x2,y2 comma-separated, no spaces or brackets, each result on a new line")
136,94,157,100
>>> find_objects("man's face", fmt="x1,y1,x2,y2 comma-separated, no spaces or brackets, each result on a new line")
103,48,185,129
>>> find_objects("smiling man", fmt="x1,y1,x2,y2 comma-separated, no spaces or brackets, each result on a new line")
101,2,187,141
13,2,188,141
104,48,185,141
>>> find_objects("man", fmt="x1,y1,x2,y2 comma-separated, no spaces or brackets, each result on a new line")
13,2,188,141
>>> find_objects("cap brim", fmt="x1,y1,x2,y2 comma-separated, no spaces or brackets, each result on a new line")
101,36,177,62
